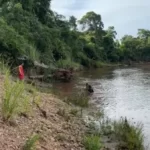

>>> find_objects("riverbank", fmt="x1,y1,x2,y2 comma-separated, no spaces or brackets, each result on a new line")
58,61,150,74
0,74,87,150
0,67,146,150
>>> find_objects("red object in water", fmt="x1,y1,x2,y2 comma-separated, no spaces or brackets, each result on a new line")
18,65,24,80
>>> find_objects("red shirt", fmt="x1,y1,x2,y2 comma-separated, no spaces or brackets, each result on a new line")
18,65,24,80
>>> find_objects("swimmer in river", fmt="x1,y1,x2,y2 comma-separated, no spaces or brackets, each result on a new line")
86,83,94,93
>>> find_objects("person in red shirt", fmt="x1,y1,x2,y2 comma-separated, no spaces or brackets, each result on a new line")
18,63,25,80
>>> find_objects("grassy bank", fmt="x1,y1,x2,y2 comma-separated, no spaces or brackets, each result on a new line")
64,92,145,150
83,117,144,150
0,60,145,150
56,59,82,71
55,59,122,71
37,85,146,150
0,62,87,149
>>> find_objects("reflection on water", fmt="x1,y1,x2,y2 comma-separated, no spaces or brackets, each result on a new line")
52,65,150,145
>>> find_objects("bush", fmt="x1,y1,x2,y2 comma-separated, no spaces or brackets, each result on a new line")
56,59,81,70
2,72,31,121
23,134,40,150
83,135,102,150
86,117,144,150
0,58,10,74
92,61,104,68
65,92,89,108
0,18,39,62
113,118,144,150
70,108,78,116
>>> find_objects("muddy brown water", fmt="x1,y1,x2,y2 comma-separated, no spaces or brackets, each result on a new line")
52,65,150,146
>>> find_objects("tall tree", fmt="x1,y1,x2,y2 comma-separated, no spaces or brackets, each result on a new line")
79,11,104,49
33,0,51,23
20,0,34,11
69,16,77,31
138,29,150,40
106,26,117,39
79,11,104,32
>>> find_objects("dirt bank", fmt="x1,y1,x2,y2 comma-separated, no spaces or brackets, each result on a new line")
0,73,145,150
0,74,86,150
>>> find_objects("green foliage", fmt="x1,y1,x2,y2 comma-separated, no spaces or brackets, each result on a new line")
0,17,39,62
69,16,77,30
23,134,40,150
56,59,81,70
0,0,150,69
2,72,31,121
86,117,144,150
113,118,144,150
70,108,78,116
65,92,89,108
79,11,104,32
25,83,41,107
83,135,102,150
0,57,10,74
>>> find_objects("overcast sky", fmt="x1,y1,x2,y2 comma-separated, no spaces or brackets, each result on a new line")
51,0,150,39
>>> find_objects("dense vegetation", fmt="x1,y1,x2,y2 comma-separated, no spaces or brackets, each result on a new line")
0,0,150,69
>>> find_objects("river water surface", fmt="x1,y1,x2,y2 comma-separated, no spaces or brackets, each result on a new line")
52,65,150,145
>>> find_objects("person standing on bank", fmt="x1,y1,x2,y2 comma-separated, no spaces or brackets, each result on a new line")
18,63,25,81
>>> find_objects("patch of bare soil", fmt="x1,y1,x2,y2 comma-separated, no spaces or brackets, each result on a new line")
0,75,86,150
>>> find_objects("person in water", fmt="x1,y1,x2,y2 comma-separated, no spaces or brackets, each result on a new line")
18,63,25,81
86,83,94,93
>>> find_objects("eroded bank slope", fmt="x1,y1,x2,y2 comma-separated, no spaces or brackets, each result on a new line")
0,74,86,150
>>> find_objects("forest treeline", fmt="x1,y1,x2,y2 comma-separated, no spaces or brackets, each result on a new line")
0,0,150,69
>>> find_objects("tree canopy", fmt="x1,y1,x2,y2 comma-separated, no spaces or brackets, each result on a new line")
0,0,150,69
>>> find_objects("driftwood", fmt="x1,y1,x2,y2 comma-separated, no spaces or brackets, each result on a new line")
29,75,44,79
28,75,52,81
53,69,73,81
34,61,49,69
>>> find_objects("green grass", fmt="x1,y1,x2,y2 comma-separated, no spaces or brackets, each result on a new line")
85,117,144,150
2,72,31,121
65,92,89,108
56,59,81,70
0,18,40,62
113,118,144,150
0,58,10,74
92,61,104,68
57,108,70,121
23,134,40,150
24,83,41,106
70,108,79,116
92,61,121,68
83,135,102,150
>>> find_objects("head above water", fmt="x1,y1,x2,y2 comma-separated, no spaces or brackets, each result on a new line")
86,83,89,87
85,83,94,93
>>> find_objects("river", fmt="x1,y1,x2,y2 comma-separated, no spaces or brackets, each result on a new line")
52,65,150,146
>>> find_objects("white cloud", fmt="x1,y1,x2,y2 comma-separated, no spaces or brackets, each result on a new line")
51,0,150,38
